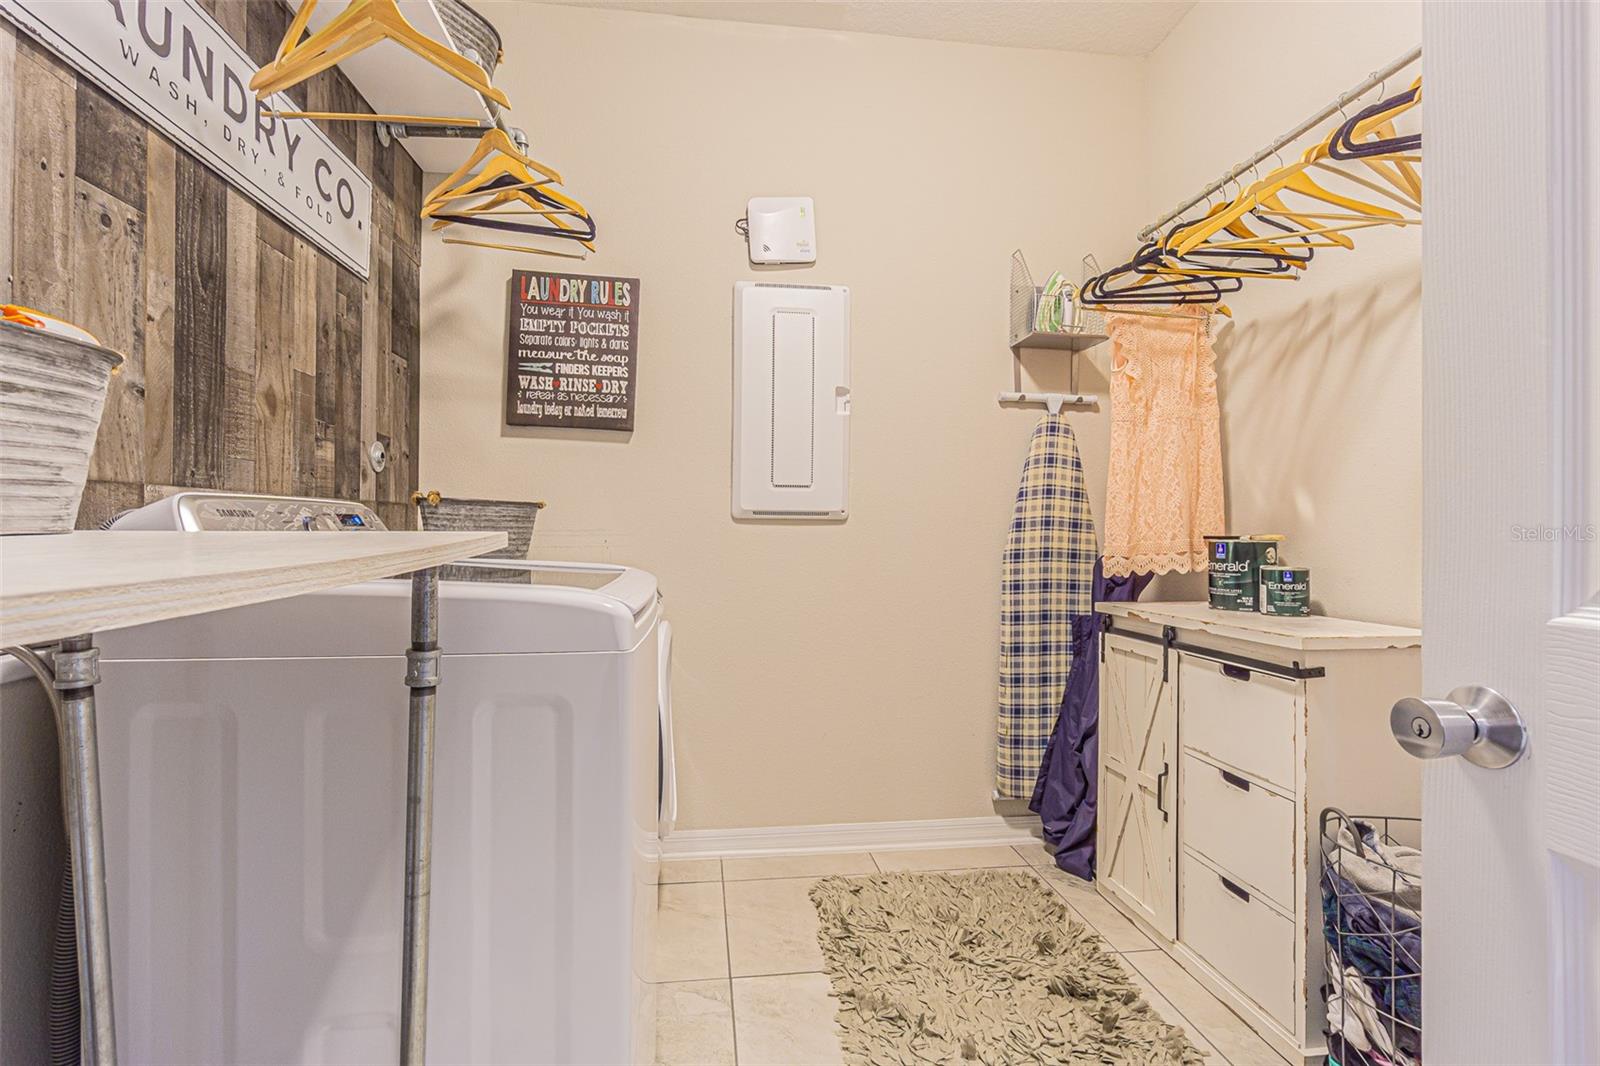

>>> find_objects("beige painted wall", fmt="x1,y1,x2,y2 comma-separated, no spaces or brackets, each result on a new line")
419,1,1423,832
1138,0,1424,625
420,3,1146,830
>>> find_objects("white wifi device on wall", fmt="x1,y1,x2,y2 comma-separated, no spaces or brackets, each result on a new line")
746,197,816,264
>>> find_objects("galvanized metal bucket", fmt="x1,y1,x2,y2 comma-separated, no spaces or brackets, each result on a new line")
0,320,122,534
413,491,544,582
435,0,503,111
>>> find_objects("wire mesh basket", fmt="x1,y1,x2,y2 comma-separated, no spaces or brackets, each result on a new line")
1319,808,1422,1066
1007,250,1106,351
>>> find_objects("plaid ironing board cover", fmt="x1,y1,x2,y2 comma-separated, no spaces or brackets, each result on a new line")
997,414,1097,798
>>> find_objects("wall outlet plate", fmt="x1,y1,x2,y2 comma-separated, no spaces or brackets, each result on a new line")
746,197,816,264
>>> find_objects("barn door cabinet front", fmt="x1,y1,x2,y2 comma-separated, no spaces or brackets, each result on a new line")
1093,602,1421,1064
1095,633,1177,941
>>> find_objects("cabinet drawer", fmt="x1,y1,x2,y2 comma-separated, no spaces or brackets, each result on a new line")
1180,849,1296,1028
1180,753,1296,909
1178,653,1300,789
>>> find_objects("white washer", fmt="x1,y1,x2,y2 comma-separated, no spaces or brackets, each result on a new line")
93,497,673,1065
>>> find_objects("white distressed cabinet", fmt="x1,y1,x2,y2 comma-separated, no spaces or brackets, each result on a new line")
1094,601,1422,1064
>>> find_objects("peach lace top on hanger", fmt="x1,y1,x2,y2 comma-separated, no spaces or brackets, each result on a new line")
1101,309,1225,577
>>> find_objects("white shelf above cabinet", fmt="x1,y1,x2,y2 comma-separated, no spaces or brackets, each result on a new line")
300,0,496,173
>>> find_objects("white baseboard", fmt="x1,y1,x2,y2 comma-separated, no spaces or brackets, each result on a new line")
660,814,1044,860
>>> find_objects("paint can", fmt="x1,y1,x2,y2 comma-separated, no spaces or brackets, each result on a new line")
1260,565,1312,616
1206,535,1284,612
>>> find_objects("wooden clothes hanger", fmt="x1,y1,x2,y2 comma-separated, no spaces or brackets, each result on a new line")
423,127,561,205
1086,73,1421,317
428,167,598,257
251,0,508,124
1176,90,1424,260
424,128,597,251
428,185,596,251
1171,134,1409,258
1305,82,1423,204
1159,205,1313,268
429,199,595,242
441,237,589,260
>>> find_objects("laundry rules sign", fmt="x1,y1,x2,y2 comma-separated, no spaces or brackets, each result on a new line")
0,0,372,277
506,271,640,431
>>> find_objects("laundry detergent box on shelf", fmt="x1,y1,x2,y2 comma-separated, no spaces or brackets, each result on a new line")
1205,534,1284,612
1260,565,1312,616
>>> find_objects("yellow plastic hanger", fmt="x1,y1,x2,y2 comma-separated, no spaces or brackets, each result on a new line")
250,0,509,124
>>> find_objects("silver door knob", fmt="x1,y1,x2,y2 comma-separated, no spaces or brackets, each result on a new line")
1390,684,1527,769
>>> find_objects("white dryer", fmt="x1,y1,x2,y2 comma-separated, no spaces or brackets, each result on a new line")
92,494,674,1065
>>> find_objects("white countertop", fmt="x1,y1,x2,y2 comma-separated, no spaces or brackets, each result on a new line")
0,530,507,647
1096,600,1422,652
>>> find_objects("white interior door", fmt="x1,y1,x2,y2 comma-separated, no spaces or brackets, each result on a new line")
1423,4,1600,1063
1098,635,1177,940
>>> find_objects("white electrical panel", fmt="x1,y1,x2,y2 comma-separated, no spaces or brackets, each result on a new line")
732,282,850,520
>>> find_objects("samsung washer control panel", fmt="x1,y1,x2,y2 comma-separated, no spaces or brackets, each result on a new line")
108,492,387,532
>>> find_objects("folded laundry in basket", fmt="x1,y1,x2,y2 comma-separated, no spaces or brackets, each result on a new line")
1336,819,1423,918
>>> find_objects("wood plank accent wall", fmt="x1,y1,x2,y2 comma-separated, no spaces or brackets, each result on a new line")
0,1,423,531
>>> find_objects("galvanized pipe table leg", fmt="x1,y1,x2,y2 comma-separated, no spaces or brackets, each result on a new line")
401,570,441,1065
51,636,118,1066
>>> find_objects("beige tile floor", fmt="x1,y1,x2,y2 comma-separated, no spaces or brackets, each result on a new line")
654,844,1291,1066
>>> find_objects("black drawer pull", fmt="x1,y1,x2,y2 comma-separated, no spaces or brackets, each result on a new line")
1220,769,1251,792
1221,663,1252,682
1219,875,1251,903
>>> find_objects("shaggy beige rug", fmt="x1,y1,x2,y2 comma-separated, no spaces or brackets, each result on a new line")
809,870,1205,1065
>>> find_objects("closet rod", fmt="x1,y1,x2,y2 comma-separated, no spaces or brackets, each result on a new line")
1135,45,1421,242
377,112,524,151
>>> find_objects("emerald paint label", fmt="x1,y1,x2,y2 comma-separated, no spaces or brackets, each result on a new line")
1260,566,1311,616
1208,538,1263,611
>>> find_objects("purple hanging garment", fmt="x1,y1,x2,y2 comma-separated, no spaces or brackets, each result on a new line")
1028,558,1153,879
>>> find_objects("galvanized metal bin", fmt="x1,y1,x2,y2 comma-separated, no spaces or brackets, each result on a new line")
413,491,544,583
0,320,122,534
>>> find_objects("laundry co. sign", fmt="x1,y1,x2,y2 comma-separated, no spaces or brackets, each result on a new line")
0,0,372,277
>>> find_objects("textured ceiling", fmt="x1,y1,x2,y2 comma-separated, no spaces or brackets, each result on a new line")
532,1,1197,56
